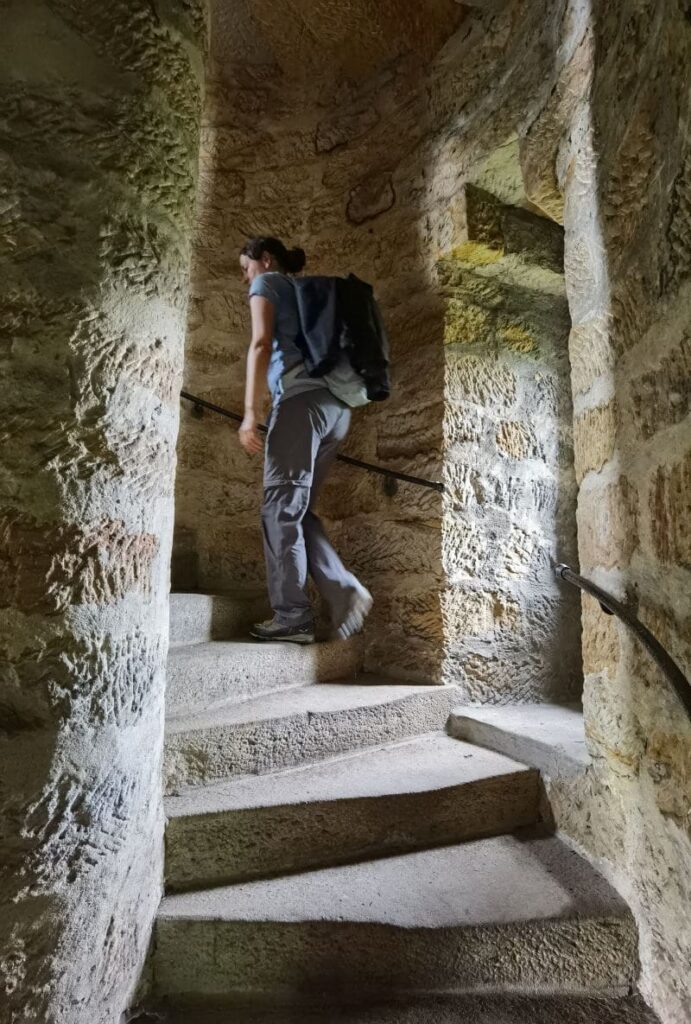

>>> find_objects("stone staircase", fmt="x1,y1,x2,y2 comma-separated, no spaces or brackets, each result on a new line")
148,592,659,1022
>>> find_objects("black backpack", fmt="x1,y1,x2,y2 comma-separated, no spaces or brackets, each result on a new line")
291,274,391,402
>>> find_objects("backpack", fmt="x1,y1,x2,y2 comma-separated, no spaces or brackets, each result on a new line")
291,274,391,402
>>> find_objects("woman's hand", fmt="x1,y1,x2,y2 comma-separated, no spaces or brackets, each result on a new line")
238,411,263,455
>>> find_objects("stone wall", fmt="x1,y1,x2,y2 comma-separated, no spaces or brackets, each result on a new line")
438,173,581,701
174,0,582,688
172,29,449,678
521,1,691,1020
0,3,205,1021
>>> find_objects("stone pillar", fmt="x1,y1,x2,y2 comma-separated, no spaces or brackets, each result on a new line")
0,3,205,1021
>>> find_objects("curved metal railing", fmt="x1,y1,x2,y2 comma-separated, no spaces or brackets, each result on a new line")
180,390,445,493
555,564,691,718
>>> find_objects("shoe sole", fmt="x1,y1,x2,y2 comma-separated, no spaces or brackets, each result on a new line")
250,632,316,645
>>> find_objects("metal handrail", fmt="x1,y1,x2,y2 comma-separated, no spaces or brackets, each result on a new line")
180,390,445,493
555,564,691,718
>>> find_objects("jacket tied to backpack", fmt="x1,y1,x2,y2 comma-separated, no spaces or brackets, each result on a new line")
291,274,391,402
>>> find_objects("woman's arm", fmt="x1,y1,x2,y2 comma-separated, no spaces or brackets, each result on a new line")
239,294,274,455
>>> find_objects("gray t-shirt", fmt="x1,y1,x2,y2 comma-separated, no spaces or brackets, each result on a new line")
248,272,368,407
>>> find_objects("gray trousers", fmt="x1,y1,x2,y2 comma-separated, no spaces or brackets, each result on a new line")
262,388,363,627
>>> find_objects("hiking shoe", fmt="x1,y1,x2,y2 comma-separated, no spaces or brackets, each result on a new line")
336,588,373,640
250,618,316,644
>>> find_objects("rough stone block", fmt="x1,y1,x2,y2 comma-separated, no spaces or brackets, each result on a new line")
443,299,493,346
445,353,518,408
497,322,538,354
442,517,490,579
577,476,639,571
580,593,621,677
495,420,541,461
573,402,618,482
0,514,159,615
583,674,645,777
629,334,690,440
376,401,444,461
339,517,443,581
444,404,487,446
568,316,615,398
650,447,691,568
502,524,545,579
442,588,520,641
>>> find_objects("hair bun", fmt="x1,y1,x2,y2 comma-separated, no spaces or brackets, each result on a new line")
286,247,306,274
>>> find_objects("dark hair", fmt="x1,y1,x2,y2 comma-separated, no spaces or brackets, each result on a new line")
240,236,306,275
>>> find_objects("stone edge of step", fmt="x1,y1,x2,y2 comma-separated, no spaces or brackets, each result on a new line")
163,732,536,818
164,679,457,736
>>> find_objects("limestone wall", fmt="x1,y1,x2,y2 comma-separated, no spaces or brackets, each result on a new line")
0,3,205,1021
174,0,582,690
522,1,691,1019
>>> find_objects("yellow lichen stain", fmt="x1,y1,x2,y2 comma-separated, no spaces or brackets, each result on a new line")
499,324,537,354
443,299,490,345
449,241,503,266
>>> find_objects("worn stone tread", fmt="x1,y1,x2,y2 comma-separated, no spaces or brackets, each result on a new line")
166,678,447,733
163,680,456,791
164,734,540,890
449,703,589,775
158,832,628,925
166,733,533,814
154,834,637,1001
166,638,363,713
153,993,659,1023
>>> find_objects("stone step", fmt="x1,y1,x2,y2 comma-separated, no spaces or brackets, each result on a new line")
163,681,456,793
154,833,637,1004
164,734,541,891
166,638,364,714
448,703,589,777
169,591,269,646
152,993,659,1023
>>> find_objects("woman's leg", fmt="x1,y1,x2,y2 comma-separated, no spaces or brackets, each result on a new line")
259,394,323,628
303,402,372,634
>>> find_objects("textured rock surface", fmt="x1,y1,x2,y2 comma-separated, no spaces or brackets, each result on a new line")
449,703,589,775
163,681,457,792
153,833,637,1002
438,173,580,701
169,590,270,646
0,3,205,1021
166,637,363,713
164,734,540,889
154,994,660,1024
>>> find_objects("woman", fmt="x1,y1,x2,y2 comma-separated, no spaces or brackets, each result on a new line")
238,236,372,644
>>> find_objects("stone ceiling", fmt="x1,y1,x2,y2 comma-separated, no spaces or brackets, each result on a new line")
212,0,472,82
